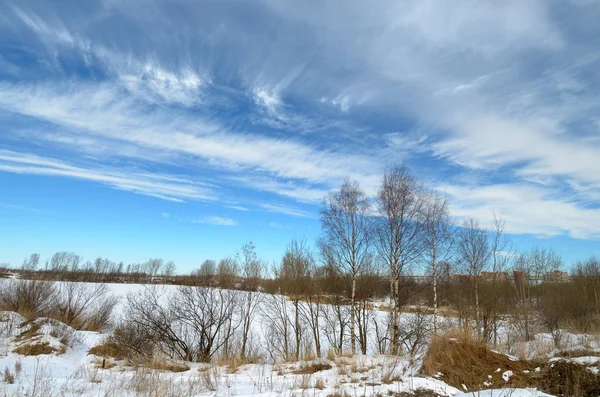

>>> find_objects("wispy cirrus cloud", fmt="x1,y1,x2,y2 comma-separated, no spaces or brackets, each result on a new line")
440,183,600,239
1,0,600,245
0,81,382,200
0,201,51,214
193,216,237,226
0,150,216,202
259,203,315,218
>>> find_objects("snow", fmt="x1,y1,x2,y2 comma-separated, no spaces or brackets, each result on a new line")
549,355,600,365
501,370,513,382
0,281,464,396
0,280,587,397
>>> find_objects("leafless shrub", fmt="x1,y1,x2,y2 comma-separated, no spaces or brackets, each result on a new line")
94,321,155,363
125,285,239,363
398,310,432,357
52,282,117,330
322,298,350,356
0,280,57,318
262,293,295,362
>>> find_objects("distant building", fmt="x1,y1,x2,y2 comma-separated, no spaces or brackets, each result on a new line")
512,270,526,288
480,271,509,282
544,270,569,283
452,274,472,283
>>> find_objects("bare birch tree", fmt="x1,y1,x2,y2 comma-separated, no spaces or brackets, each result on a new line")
279,239,313,360
422,192,453,336
239,242,263,362
488,213,511,345
374,164,426,354
456,218,490,336
318,241,349,355
320,179,371,355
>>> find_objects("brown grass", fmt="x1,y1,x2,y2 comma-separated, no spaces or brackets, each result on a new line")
88,342,128,361
13,341,55,356
293,362,333,374
554,348,600,358
326,348,336,361
314,377,325,390
14,320,42,342
539,360,600,396
421,332,534,391
146,359,190,373
401,305,458,317
303,346,316,361
422,331,600,396
2,367,14,384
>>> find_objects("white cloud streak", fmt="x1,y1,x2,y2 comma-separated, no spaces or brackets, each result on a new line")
0,150,216,202
2,0,600,240
259,203,315,218
441,183,600,239
193,216,237,226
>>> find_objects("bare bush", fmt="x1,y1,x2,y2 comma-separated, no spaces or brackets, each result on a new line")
0,280,57,318
125,285,239,363
262,293,295,362
172,286,239,362
54,282,117,330
92,321,155,363
398,309,431,356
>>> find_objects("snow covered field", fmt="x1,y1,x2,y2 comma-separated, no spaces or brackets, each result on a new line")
0,281,594,396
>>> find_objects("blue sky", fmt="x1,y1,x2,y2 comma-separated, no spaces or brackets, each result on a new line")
1,0,599,272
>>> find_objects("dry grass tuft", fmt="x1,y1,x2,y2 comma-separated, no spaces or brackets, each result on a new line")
326,348,336,361
539,360,600,397
14,319,42,342
421,331,533,391
554,348,600,358
314,377,326,390
2,367,15,384
13,341,55,356
88,342,128,360
423,330,600,396
293,362,333,374
146,359,190,373
303,346,316,361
